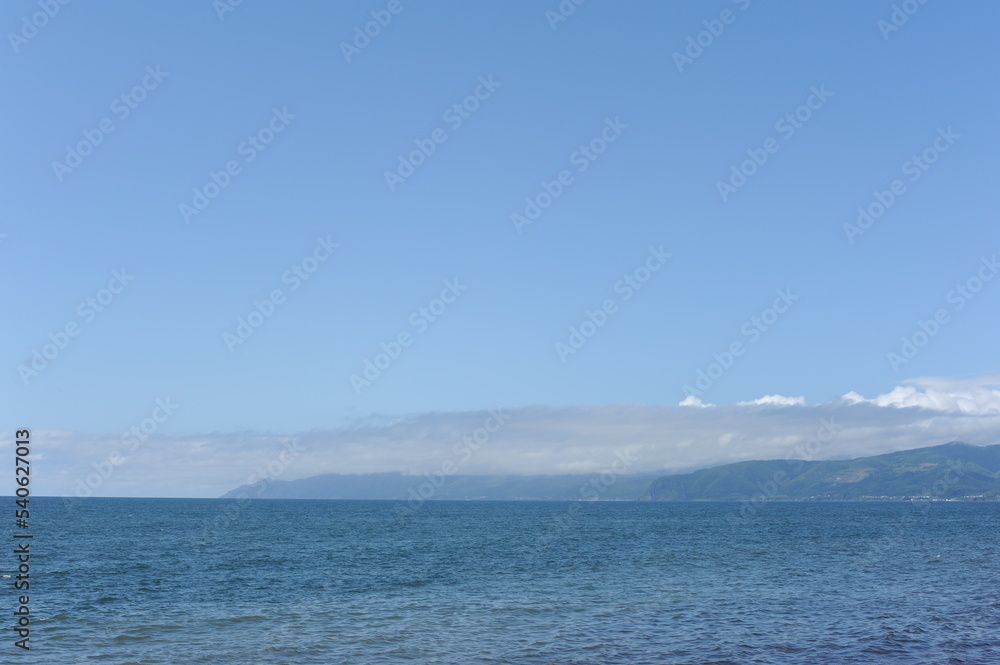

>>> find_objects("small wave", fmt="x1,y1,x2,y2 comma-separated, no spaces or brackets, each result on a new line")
207,615,267,626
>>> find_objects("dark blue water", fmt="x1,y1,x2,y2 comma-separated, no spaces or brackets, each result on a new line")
5,498,1000,664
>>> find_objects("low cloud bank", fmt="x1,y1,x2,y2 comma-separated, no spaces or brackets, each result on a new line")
21,375,1000,498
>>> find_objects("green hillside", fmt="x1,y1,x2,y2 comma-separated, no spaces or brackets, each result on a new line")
644,442,1000,501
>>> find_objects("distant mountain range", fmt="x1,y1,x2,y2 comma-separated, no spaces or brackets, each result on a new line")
221,472,656,501
222,442,1000,502
642,442,1000,501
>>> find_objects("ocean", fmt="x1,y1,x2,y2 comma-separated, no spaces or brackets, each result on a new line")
7,497,1000,664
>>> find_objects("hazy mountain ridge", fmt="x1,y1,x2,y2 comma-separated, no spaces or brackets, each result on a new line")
221,472,656,501
221,442,1000,501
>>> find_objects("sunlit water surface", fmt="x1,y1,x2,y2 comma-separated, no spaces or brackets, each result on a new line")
9,498,1000,664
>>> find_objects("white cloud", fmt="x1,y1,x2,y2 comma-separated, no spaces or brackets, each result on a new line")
842,375,1000,415
679,395,714,408
737,394,806,407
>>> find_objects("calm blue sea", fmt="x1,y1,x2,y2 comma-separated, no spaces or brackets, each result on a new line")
4,498,1000,664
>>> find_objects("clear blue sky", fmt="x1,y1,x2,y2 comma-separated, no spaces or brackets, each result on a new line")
2,1,999,495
